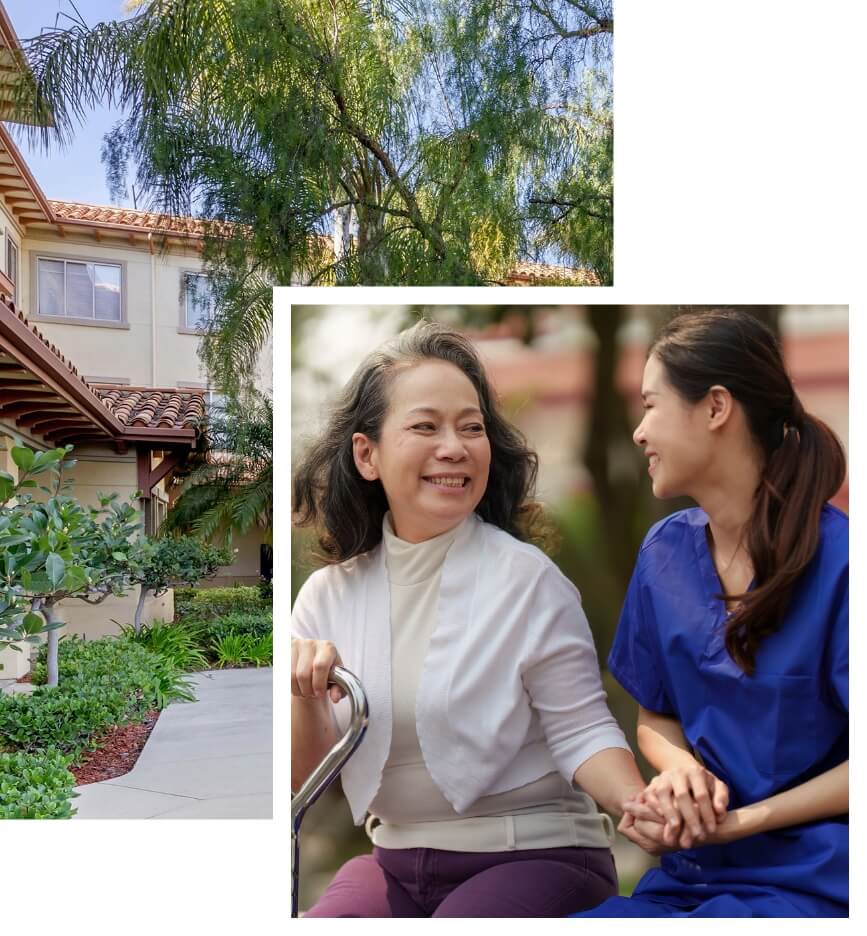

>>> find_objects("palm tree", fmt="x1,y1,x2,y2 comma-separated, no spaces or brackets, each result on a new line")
161,391,272,547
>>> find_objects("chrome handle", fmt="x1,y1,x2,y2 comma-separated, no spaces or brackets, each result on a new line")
291,665,369,918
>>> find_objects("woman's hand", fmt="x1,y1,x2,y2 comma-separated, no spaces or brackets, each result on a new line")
624,766,729,848
617,808,679,857
291,638,345,704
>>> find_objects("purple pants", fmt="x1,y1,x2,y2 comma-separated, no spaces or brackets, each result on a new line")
304,845,618,917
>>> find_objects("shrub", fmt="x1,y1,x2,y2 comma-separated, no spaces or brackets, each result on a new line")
200,611,272,646
0,750,78,819
211,633,249,668
4,636,194,757
244,632,273,667
178,586,265,621
120,620,209,672
257,577,272,606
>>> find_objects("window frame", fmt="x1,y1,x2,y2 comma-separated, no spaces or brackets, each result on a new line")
30,251,129,329
179,270,216,334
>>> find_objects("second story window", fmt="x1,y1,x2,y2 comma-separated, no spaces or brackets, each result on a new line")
37,258,122,322
184,272,216,329
6,239,18,289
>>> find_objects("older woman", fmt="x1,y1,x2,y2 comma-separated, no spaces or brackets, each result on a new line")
291,319,653,917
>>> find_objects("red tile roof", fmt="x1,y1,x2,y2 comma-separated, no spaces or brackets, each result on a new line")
49,200,216,238
503,262,601,286
93,386,206,430
1,292,206,438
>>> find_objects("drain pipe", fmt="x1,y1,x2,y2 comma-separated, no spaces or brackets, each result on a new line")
148,232,157,385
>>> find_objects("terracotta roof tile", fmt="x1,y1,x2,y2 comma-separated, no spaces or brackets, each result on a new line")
93,386,207,430
49,200,219,237
503,262,601,286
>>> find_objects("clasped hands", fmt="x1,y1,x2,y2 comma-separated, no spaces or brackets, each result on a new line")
618,765,730,856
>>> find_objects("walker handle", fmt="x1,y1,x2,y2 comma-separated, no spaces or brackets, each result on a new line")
291,665,369,918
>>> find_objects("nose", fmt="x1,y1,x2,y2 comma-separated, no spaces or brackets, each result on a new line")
632,417,646,448
436,427,468,460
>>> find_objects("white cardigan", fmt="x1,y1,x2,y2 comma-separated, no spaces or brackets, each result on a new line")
291,512,630,826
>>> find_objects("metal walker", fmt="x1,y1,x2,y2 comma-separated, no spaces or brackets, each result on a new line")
291,665,369,918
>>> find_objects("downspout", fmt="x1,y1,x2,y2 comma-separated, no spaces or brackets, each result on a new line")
148,232,157,385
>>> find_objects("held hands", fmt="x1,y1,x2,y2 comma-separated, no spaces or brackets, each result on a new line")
619,765,730,853
291,638,346,705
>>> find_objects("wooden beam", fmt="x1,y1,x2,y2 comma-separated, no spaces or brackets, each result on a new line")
15,407,78,425
0,388,59,406
135,447,186,497
30,418,93,435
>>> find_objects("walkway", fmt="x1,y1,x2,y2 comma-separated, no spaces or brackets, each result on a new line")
71,667,272,819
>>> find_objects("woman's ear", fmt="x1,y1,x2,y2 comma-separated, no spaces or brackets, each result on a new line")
352,432,379,481
707,385,733,430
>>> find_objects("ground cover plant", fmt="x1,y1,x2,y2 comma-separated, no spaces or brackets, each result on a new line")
0,635,194,818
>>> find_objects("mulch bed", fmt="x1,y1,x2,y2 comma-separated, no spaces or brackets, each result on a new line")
70,711,160,786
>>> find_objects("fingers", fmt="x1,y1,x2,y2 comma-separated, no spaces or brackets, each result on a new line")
670,771,704,841
291,639,342,700
649,785,681,845
623,799,666,824
686,770,716,835
712,776,730,815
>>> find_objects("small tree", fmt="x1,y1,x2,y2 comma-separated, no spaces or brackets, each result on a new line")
130,536,232,634
1,445,142,686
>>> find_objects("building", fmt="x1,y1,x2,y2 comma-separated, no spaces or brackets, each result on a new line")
0,9,271,681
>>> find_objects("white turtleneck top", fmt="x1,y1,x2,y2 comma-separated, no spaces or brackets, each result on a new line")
366,512,614,852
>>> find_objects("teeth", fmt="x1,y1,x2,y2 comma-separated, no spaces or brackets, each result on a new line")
426,477,465,488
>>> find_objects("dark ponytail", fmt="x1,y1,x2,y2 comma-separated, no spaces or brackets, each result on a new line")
651,310,847,675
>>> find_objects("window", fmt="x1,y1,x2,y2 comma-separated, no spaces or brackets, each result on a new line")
204,388,227,418
184,272,216,329
6,238,18,288
37,258,122,321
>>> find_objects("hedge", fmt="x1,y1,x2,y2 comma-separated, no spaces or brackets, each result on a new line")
174,585,266,621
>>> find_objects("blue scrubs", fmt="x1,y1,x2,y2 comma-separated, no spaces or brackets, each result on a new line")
573,505,848,918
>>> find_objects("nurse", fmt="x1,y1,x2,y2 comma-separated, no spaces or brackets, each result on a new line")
291,319,658,917
572,309,848,917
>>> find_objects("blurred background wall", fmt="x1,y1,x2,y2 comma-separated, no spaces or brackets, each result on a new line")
290,305,848,910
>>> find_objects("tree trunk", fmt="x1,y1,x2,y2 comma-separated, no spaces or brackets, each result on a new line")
44,603,61,688
134,586,150,635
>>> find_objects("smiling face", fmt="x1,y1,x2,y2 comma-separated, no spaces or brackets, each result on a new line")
633,353,714,499
352,359,492,542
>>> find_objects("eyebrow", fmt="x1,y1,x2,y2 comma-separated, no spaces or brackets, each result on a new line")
640,391,660,400
405,406,483,418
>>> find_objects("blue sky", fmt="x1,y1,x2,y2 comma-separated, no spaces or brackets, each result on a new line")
3,0,129,205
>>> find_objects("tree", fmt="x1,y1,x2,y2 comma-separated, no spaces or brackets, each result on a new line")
160,391,272,547
0,446,142,686
128,535,232,634
12,0,613,395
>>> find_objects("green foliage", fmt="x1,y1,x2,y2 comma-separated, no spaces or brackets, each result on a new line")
0,750,78,819
199,611,272,647
5,636,194,757
135,536,233,595
161,392,272,543
243,632,273,667
0,444,144,658
211,633,249,668
177,586,266,621
14,0,614,403
120,620,210,672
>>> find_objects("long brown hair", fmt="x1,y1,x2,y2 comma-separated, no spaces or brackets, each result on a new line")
651,309,847,675
293,319,542,562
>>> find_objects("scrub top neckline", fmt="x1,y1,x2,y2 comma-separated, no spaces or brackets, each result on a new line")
692,514,756,669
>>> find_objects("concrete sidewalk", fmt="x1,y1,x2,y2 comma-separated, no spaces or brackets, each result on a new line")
71,667,272,819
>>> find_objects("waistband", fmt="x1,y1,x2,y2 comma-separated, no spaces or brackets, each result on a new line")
366,810,616,853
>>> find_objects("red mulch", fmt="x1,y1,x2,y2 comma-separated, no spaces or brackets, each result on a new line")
15,673,32,683
70,711,161,786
